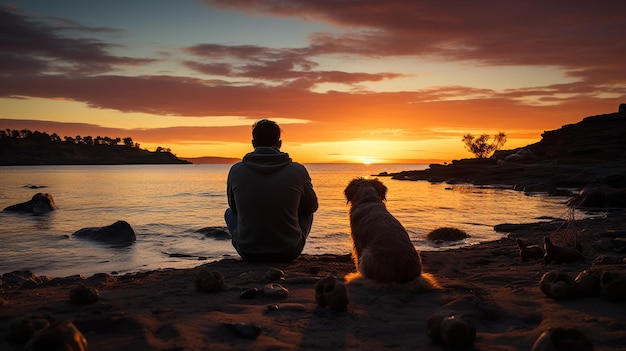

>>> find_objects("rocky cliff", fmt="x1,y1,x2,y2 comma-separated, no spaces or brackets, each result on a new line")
390,111,626,193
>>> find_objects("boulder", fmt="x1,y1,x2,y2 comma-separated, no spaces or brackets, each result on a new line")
72,220,136,245
196,226,231,240
427,227,470,241
3,193,57,214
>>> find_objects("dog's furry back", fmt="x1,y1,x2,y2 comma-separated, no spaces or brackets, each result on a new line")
344,178,440,293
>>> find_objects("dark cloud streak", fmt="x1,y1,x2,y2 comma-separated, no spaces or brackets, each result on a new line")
208,0,626,87
0,6,154,76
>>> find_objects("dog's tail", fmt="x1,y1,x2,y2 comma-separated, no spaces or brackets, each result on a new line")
345,272,441,293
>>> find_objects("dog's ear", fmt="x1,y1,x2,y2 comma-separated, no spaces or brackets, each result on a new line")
344,177,363,203
372,178,388,201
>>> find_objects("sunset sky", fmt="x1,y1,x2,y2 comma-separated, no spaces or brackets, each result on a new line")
1,1,625,164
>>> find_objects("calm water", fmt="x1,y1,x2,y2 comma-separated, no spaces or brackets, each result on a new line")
0,164,581,278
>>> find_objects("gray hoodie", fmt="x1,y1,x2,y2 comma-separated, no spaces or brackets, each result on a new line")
226,147,318,259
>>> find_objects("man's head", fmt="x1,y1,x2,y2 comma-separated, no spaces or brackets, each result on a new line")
252,119,282,148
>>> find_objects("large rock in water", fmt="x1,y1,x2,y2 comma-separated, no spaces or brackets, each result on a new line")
72,220,136,245
3,193,57,214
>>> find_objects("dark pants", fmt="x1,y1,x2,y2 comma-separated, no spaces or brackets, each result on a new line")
224,208,314,262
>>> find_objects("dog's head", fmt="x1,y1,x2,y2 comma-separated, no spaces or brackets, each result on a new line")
344,177,387,204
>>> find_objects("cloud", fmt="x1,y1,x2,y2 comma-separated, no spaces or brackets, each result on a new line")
207,0,626,90
3,2,624,118
184,43,405,88
0,6,154,76
1,1,624,160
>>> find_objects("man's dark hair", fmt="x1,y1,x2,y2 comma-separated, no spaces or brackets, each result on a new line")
252,119,281,147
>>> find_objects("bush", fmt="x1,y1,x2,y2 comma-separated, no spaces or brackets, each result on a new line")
462,132,507,158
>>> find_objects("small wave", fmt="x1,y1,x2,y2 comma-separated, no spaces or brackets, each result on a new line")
461,222,492,227
160,192,224,198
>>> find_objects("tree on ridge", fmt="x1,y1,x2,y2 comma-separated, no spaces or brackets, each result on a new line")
462,132,507,158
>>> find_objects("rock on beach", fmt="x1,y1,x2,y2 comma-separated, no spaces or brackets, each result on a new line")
72,220,136,245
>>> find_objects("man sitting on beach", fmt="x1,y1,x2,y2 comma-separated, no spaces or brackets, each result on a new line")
225,119,318,262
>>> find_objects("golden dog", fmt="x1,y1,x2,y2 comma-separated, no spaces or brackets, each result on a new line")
344,178,440,292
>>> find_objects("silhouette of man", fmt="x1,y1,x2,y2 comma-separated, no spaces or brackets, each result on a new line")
225,119,318,262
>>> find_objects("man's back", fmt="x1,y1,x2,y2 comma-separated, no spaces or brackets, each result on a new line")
226,146,318,261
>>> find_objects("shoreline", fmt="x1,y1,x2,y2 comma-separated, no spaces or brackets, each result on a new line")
1,210,625,350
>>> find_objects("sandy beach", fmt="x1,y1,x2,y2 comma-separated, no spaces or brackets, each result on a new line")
1,210,625,350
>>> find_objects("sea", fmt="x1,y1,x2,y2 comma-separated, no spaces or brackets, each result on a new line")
0,164,584,278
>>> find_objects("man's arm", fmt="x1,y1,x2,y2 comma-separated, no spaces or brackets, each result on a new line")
300,174,318,214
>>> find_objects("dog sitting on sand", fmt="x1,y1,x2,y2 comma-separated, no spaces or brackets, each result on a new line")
343,177,440,292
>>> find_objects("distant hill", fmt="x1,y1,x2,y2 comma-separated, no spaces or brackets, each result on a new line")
182,156,240,164
0,130,190,165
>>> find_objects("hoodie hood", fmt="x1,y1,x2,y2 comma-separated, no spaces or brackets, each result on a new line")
242,147,292,174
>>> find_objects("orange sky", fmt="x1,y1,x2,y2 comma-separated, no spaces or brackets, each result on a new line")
1,1,624,163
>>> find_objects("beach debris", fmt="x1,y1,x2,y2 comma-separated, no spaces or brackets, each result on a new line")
601,271,626,302
262,283,289,298
516,238,544,262
539,271,577,300
426,312,476,348
3,193,57,214
69,284,99,305
264,267,285,281
543,237,584,264
531,327,594,351
314,275,349,312
574,270,601,297
239,287,259,299
266,303,306,312
225,322,262,339
194,268,225,293
426,227,470,242
23,321,88,351
5,314,52,343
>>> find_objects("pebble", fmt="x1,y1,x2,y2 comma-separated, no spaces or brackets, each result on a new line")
266,303,306,312
263,283,289,298
264,268,285,281
226,322,262,339
69,284,99,305
315,276,349,312
427,312,476,348
531,328,594,351
239,287,259,299
194,269,225,293
440,315,476,348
